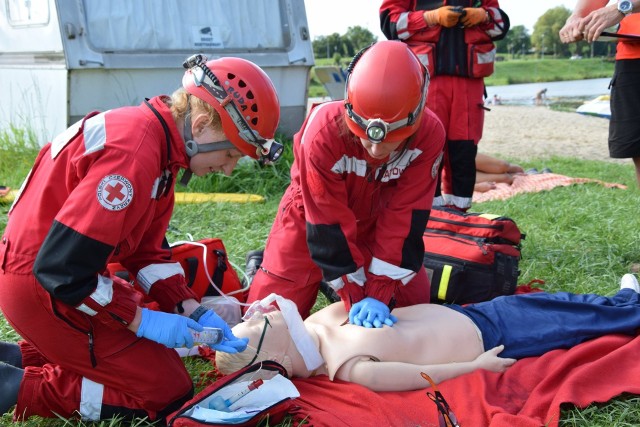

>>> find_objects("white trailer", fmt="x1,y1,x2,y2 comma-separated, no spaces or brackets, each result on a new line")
0,0,314,144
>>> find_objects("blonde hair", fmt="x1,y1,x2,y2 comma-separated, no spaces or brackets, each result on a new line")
169,87,222,130
215,345,292,377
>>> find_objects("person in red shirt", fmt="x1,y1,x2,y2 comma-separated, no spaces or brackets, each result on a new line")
560,0,640,186
0,54,281,422
246,41,446,323
379,0,510,211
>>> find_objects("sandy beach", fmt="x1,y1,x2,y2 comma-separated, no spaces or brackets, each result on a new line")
480,105,623,164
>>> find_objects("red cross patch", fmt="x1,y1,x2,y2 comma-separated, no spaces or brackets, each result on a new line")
97,175,134,211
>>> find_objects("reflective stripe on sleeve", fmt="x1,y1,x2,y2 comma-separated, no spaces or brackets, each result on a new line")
136,262,184,294
369,257,416,285
77,275,114,316
397,12,410,40
328,266,366,290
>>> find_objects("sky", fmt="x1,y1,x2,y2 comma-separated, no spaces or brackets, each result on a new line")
302,0,598,40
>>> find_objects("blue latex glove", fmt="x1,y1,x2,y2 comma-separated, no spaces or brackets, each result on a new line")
136,308,203,348
198,309,249,354
349,297,398,328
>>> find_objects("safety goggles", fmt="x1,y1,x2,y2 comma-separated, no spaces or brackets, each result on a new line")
345,70,428,144
183,54,283,164
421,372,460,427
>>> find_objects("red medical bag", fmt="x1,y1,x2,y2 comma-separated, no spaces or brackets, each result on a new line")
423,207,525,304
108,238,246,303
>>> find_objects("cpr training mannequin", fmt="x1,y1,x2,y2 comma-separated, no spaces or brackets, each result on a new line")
0,55,282,422
217,275,640,392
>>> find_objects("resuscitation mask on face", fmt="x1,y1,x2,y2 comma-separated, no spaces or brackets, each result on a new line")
242,294,324,371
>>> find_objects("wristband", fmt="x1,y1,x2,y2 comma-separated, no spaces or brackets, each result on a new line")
189,305,208,322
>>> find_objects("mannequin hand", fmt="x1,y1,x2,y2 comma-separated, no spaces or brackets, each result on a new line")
198,309,249,353
461,8,488,27
136,308,202,348
474,345,516,372
349,297,397,328
424,6,463,28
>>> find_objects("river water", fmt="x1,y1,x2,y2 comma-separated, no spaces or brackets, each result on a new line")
310,77,612,108
486,78,611,105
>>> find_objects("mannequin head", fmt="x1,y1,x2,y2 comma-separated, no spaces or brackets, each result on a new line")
216,310,301,377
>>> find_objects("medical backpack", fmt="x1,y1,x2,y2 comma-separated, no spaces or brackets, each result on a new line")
107,237,247,304
423,207,524,305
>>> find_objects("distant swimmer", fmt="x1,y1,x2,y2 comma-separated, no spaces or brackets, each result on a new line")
535,88,548,106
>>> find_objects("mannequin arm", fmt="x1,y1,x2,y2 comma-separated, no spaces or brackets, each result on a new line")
335,345,515,392
341,359,479,391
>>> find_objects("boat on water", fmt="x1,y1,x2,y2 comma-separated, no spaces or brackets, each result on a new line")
576,95,611,119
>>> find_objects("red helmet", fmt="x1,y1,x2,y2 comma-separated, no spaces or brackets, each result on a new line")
344,41,429,144
182,55,282,162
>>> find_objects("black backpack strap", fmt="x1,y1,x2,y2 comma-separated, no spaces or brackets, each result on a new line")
205,249,228,296
184,257,199,289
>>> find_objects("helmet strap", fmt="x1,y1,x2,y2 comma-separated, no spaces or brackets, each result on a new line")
179,98,239,186
179,169,193,187
185,139,236,157
180,101,196,186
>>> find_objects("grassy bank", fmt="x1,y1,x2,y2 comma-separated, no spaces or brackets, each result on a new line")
485,57,615,86
309,57,615,98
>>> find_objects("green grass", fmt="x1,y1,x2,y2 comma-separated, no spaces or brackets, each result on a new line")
0,125,40,184
3,132,640,425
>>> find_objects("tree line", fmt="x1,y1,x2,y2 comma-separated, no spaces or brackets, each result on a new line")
311,6,615,63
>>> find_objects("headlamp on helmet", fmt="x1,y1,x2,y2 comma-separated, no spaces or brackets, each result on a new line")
343,41,429,144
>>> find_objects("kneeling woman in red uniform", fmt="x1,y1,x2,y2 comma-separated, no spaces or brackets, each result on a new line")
247,41,446,325
0,55,282,422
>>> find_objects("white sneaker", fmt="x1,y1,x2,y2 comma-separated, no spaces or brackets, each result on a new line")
620,274,640,292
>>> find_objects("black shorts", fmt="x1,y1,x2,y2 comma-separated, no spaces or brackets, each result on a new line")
609,58,640,158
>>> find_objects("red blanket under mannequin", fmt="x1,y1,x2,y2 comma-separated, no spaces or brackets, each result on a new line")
290,333,640,426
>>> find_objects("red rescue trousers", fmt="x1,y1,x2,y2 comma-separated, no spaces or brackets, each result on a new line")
429,75,485,210
0,272,193,422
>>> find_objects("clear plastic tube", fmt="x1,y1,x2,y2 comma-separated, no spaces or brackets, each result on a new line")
209,379,264,411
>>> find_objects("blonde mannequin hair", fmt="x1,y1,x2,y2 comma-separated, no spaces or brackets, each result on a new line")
216,344,293,377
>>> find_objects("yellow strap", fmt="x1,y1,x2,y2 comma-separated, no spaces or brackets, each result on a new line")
478,213,499,220
438,265,452,301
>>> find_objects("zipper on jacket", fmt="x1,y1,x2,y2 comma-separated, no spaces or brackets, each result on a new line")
51,303,98,367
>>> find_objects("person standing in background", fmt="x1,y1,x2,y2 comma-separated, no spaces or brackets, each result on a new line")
380,0,510,211
560,0,640,186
